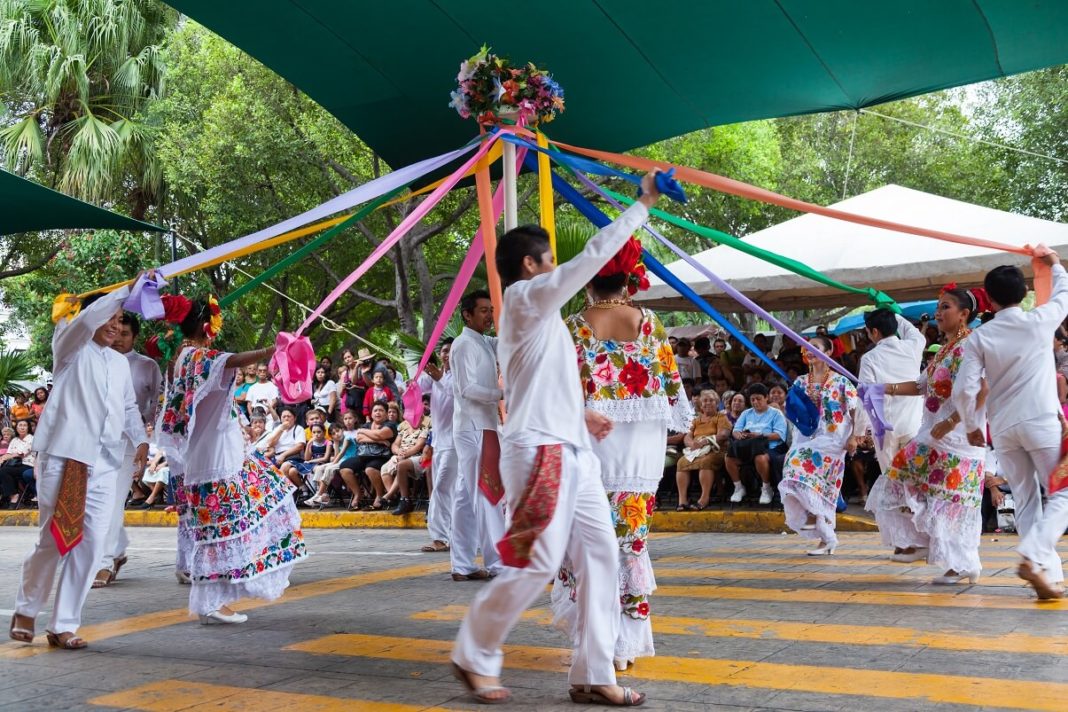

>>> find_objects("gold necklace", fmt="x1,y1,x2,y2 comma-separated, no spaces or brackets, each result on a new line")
927,326,971,376
806,368,831,409
587,297,632,309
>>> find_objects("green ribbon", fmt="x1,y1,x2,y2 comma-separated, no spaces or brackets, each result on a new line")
603,188,900,314
220,188,405,308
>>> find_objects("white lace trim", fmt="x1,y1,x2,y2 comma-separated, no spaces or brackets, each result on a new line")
188,565,296,616
616,616,655,660
587,396,693,433
779,480,838,545
619,549,656,598
866,474,981,572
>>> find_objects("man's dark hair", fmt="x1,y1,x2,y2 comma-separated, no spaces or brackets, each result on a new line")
714,338,726,348
984,265,1027,307
440,336,454,347
459,289,491,319
371,399,389,413
496,224,551,287
681,377,695,388
80,293,106,309
862,309,897,340
120,312,141,337
694,337,711,350
747,383,769,398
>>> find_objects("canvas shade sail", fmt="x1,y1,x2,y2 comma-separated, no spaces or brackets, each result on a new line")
636,185,1068,313
1,168,163,235
166,1,1068,169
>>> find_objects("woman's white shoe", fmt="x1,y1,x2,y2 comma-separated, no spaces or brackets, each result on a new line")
807,543,836,556
175,570,191,585
613,658,632,672
199,610,249,625
889,547,928,563
932,569,980,585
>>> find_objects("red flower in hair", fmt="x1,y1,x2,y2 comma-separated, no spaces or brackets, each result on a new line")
144,335,163,360
940,282,958,295
161,294,192,324
598,236,642,279
971,287,993,313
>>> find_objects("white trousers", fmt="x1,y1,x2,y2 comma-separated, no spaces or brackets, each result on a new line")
451,430,505,575
99,461,134,572
453,443,620,686
427,447,458,544
15,455,118,634
996,415,1067,583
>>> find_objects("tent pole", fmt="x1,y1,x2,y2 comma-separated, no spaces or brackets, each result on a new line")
503,140,518,231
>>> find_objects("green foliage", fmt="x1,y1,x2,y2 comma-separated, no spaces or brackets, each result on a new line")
0,348,36,397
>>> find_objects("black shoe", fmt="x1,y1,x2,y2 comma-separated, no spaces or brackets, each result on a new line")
391,497,413,516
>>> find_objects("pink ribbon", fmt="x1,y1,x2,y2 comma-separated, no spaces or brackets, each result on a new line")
402,146,527,428
297,132,504,336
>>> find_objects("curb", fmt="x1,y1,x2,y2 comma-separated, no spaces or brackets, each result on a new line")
0,509,877,533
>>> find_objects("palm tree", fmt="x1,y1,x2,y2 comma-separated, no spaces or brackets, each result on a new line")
0,0,175,216
0,348,37,399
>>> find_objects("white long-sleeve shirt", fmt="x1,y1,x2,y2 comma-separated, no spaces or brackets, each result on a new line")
34,287,148,468
451,326,502,433
125,350,162,424
856,314,925,437
499,201,649,449
955,263,1068,436
418,369,455,449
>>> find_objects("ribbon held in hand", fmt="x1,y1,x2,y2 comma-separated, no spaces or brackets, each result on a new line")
123,272,169,321
858,383,894,450
639,167,688,204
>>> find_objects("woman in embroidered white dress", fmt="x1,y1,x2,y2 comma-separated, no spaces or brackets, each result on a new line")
157,296,308,624
866,285,988,584
778,336,859,556
550,236,692,672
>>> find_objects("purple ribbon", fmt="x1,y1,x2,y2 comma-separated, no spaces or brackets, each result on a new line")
123,272,168,320
857,383,893,449
571,171,858,385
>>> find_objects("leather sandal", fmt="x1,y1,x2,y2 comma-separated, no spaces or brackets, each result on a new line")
421,541,449,552
113,555,128,578
46,631,88,650
92,568,115,589
451,570,492,581
9,614,34,643
569,685,646,706
452,662,511,704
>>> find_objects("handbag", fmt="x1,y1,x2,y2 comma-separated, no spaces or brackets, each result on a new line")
785,382,820,437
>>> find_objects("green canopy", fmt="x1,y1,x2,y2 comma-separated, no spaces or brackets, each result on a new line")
1,168,163,235
168,1,1068,168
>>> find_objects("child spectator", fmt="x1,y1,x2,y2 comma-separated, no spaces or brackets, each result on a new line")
295,424,333,500
306,412,358,507
363,371,396,419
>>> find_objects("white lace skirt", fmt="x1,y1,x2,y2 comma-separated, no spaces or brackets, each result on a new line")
183,451,308,615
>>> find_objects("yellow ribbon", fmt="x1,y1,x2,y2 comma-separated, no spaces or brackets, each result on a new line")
536,131,556,262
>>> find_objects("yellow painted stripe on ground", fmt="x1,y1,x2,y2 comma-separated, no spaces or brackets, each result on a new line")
413,605,1068,655
655,583,1068,611
654,566,1023,586
688,546,1047,559
89,679,454,712
657,554,1037,568
0,562,448,660
286,633,1068,710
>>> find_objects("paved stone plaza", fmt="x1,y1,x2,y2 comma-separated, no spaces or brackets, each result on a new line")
0,526,1065,711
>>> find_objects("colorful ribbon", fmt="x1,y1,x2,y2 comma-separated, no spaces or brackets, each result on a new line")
298,133,503,335
123,272,169,320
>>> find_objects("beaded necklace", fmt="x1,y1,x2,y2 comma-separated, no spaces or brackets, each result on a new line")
926,326,970,377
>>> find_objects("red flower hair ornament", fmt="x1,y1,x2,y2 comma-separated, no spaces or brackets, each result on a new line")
597,236,650,296
161,294,192,324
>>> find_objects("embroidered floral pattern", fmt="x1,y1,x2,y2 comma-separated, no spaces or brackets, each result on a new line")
610,491,653,556
886,441,983,509
801,373,858,435
197,529,307,584
185,452,296,543
621,593,651,621
161,347,235,437
925,345,966,413
784,446,845,502
569,309,682,405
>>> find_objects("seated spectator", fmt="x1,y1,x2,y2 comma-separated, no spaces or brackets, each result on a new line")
295,423,333,499
339,401,397,510
138,434,171,509
306,412,359,507
30,387,47,423
380,404,431,516
725,384,787,504
233,364,258,419
845,430,878,505
0,419,35,508
675,391,731,510
362,370,397,420
248,412,273,451
9,393,30,423
304,408,331,438
264,408,307,488
311,366,339,423
723,391,746,428
0,426,12,453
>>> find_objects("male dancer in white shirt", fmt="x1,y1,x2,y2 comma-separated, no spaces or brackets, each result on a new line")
94,312,162,587
451,170,661,705
9,287,148,649
418,338,457,553
859,309,927,557
449,291,506,580
954,249,1068,599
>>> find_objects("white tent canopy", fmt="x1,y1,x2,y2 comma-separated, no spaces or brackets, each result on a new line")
637,185,1068,313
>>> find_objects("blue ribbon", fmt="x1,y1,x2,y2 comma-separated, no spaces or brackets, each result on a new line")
533,154,789,382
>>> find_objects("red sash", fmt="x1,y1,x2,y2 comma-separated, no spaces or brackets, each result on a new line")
478,430,504,505
1050,434,1068,496
496,444,563,568
50,459,89,555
